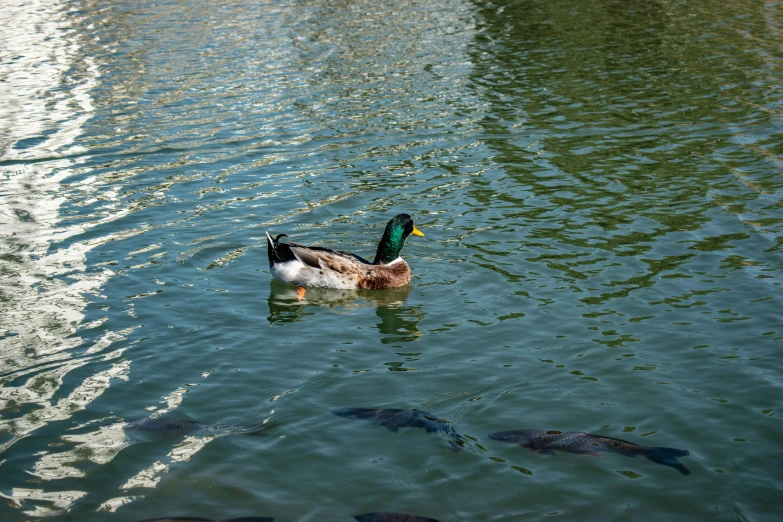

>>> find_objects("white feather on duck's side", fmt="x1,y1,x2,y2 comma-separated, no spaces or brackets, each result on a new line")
266,214,424,290
266,238,360,289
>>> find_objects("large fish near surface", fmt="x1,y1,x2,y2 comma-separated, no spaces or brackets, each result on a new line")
354,512,441,522
488,429,690,475
136,517,275,522
125,418,208,436
124,418,270,437
332,408,463,451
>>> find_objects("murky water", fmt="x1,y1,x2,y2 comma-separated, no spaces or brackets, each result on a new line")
1,1,781,521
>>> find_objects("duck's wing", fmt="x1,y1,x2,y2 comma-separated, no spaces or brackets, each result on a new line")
286,242,372,271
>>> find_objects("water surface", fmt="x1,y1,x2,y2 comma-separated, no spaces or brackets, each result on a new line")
1,1,781,521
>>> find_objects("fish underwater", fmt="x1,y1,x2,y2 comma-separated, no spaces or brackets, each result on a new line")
488,429,690,475
123,418,271,438
136,517,275,522
354,512,441,522
332,408,463,452
125,418,207,436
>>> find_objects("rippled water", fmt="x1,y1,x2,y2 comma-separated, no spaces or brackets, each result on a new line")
1,0,781,521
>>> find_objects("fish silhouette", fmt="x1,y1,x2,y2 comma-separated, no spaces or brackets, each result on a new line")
332,408,463,451
125,418,207,436
488,429,690,474
354,512,441,522
136,517,275,522
124,418,270,437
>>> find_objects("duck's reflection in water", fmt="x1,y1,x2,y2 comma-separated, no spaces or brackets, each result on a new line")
266,281,424,343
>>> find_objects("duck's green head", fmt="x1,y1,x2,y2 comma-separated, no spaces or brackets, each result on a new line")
373,213,424,265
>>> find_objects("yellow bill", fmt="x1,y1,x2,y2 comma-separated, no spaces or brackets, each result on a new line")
412,227,424,237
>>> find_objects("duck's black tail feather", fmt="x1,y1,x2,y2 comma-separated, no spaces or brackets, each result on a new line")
643,446,690,475
266,232,295,267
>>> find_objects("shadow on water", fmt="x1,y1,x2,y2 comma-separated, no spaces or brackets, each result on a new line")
266,280,424,344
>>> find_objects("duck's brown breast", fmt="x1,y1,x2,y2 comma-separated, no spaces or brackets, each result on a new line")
357,260,411,290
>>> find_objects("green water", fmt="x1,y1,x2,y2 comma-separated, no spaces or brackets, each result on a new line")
1,0,781,521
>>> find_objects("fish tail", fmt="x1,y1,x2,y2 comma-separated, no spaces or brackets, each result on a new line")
242,421,275,436
446,437,463,453
442,425,464,452
643,446,690,475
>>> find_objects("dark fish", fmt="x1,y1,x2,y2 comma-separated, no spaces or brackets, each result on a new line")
332,408,463,451
124,418,271,437
488,429,690,475
134,517,273,522
125,418,207,436
354,512,441,522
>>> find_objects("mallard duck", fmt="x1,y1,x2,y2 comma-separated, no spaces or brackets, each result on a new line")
266,214,424,290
